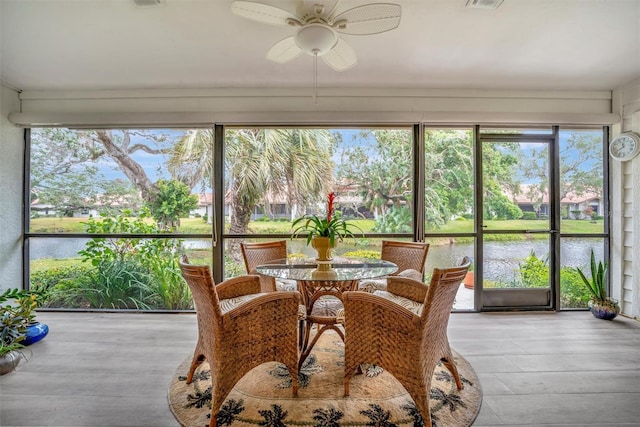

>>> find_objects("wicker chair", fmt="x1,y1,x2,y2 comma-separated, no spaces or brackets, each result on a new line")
343,257,471,426
358,240,430,292
178,255,300,427
241,240,297,292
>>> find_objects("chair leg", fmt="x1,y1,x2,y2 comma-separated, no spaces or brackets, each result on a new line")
400,365,435,427
441,356,463,390
186,353,205,384
441,344,463,390
344,376,350,397
210,381,228,427
288,362,299,396
298,319,304,350
343,363,361,397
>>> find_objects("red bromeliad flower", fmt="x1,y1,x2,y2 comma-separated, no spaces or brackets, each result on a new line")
327,192,336,223
291,191,362,246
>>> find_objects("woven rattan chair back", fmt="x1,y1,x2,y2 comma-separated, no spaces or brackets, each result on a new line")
380,240,430,276
178,256,223,354
178,255,300,427
241,240,287,291
343,256,471,426
241,240,287,273
421,256,471,330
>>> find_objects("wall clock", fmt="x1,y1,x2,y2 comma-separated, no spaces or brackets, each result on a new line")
609,132,640,161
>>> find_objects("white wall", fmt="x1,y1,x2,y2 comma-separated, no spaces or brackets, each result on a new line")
612,78,640,319
0,85,24,293
9,87,618,126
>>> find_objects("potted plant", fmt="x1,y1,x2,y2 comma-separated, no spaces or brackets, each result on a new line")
291,192,362,261
0,288,48,375
575,249,619,320
463,259,475,289
18,292,49,346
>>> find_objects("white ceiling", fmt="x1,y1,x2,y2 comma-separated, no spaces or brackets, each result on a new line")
1,0,639,93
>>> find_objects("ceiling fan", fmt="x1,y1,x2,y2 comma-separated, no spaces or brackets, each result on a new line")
230,0,402,72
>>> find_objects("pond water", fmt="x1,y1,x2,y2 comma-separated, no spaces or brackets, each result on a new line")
30,236,604,281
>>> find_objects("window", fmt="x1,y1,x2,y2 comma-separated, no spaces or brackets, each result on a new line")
222,127,414,278
24,125,609,312
27,128,213,310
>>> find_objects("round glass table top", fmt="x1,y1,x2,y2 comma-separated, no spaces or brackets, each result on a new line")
255,257,398,282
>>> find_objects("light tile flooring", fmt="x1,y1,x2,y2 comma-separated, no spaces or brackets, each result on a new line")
1,311,639,426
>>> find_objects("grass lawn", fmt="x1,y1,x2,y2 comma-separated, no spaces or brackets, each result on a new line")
31,216,604,234
30,257,83,271
30,217,91,233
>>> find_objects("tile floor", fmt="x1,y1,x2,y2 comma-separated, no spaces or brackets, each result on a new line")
1,311,639,426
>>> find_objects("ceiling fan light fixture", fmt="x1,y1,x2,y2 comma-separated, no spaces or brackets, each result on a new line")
295,24,338,56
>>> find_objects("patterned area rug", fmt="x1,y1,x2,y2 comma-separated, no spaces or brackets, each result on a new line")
168,333,482,427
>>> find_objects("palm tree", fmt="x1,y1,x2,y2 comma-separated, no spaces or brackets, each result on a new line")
266,128,335,220
225,128,334,234
167,129,214,191
168,128,334,259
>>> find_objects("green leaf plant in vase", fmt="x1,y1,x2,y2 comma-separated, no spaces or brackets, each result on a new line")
0,288,48,375
291,192,362,261
575,249,619,320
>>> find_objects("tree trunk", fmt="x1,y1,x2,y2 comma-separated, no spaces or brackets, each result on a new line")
95,130,158,201
227,188,255,264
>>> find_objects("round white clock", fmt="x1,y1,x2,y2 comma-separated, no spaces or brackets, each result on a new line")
609,132,640,161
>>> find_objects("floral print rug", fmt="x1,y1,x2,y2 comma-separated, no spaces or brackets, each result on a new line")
168,333,482,427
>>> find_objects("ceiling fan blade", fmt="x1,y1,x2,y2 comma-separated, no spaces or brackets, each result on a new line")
266,36,303,63
231,1,300,26
299,0,340,20
332,3,401,35
321,38,357,71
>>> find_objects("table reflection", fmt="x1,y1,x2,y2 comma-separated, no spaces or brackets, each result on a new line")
255,257,398,282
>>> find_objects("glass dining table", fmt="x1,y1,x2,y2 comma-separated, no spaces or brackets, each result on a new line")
256,257,398,368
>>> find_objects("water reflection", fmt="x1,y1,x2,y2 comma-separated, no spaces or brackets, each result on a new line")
30,237,604,282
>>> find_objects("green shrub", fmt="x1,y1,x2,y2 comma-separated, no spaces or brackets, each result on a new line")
79,209,183,267
342,249,380,259
70,260,158,309
225,254,245,278
73,210,188,309
521,212,537,220
30,265,93,296
144,179,198,231
147,256,192,310
518,251,549,288
372,206,412,233
479,250,596,309
560,267,591,308
31,265,96,308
